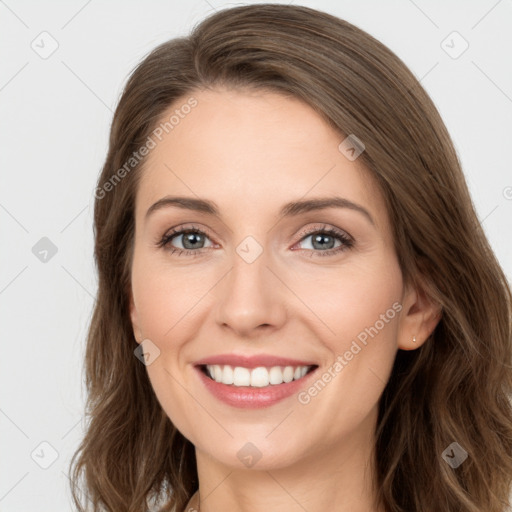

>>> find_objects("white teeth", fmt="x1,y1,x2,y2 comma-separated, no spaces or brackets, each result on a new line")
205,364,313,387
233,367,251,386
269,366,283,385
250,367,269,387
283,366,294,383
222,364,234,385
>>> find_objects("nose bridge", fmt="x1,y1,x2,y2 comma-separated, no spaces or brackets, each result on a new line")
214,236,287,334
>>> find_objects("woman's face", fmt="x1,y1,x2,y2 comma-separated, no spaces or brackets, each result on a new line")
129,87,417,470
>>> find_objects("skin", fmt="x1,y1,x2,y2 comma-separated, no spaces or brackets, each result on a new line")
129,87,440,512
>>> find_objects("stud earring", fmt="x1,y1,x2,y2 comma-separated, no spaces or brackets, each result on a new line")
412,336,416,343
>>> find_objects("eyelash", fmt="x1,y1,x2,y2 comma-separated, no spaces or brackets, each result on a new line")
156,223,354,258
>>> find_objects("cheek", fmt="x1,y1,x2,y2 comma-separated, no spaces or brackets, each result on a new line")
290,253,403,421
131,251,207,342
291,254,403,350
131,253,205,433
288,258,402,442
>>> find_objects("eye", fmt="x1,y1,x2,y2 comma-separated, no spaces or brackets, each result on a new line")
156,224,214,257
293,224,354,257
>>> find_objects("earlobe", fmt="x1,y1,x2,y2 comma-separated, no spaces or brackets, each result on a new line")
397,280,442,351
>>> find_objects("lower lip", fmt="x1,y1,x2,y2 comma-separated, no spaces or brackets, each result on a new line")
195,366,318,409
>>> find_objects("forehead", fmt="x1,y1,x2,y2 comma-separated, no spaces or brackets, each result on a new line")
136,88,384,224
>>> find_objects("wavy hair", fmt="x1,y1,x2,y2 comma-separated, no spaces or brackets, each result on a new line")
69,4,512,511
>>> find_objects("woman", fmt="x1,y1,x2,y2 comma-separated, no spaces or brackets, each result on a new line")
69,4,512,511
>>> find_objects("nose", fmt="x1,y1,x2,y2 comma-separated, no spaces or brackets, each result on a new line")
214,247,288,338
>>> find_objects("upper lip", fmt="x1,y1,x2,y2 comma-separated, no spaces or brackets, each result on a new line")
194,354,318,369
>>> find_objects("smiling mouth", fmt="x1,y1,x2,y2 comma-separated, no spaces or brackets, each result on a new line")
199,364,318,387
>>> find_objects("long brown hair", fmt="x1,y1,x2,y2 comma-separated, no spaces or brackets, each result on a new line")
69,4,512,511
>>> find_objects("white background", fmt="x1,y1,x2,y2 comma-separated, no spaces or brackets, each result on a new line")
1,0,511,510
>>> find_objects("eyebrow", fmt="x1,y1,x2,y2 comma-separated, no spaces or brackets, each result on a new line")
145,195,374,225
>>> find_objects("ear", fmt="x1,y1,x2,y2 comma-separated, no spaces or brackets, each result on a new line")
129,288,143,344
397,277,442,351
